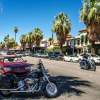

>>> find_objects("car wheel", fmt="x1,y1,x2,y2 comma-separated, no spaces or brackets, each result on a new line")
70,59,73,62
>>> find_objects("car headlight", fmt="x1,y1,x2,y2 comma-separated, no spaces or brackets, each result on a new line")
4,67,11,71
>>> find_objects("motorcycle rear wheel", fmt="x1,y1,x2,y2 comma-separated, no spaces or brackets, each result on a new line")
0,90,11,97
91,63,96,71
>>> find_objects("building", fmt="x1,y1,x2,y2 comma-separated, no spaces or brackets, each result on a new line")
66,29,100,55
32,39,48,53
78,29,100,55
75,30,90,54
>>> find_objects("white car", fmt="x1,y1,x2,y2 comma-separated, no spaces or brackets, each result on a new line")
63,56,70,62
90,54,100,64
63,55,79,62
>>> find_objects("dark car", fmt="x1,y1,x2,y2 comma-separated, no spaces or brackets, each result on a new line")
0,55,32,77
48,52,63,60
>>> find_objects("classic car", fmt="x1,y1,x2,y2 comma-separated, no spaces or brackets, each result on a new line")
0,55,32,77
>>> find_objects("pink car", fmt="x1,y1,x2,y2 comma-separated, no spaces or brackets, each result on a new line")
0,55,32,77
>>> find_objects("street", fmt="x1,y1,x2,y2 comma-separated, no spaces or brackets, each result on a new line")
1,56,100,100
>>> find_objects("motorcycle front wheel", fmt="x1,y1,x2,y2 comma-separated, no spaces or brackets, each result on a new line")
80,61,88,70
44,82,58,98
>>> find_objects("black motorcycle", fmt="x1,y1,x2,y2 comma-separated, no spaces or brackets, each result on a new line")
0,59,58,98
79,58,96,71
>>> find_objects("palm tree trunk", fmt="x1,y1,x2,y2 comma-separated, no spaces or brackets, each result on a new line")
91,42,96,54
22,44,25,51
15,33,16,43
60,44,63,54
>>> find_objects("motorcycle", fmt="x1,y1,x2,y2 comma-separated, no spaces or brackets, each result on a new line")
79,57,96,71
0,59,58,98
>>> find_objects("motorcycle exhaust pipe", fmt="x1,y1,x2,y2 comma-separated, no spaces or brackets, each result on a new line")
0,88,17,91
0,84,25,91
11,90,32,93
11,84,38,93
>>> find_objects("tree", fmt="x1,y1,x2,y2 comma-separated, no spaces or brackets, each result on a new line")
8,38,17,48
4,35,16,49
0,42,5,49
14,26,18,43
4,34,10,49
20,34,27,50
32,28,43,47
80,0,100,53
52,12,71,53
48,37,53,45
26,32,35,50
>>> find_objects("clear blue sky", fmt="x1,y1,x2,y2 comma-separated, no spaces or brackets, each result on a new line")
0,0,85,43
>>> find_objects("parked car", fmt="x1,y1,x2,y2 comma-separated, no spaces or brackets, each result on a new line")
33,53,48,58
15,52,25,57
0,50,15,56
90,54,100,64
33,53,41,57
63,56,70,62
24,51,32,56
63,55,79,62
48,52,63,60
39,53,48,58
0,55,32,77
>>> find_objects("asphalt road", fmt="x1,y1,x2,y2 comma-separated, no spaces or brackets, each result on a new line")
1,56,100,100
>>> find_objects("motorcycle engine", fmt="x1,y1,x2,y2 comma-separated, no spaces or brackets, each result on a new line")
18,80,25,91
18,78,33,91
25,78,33,85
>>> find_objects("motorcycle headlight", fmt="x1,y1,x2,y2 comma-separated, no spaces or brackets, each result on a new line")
4,67,11,71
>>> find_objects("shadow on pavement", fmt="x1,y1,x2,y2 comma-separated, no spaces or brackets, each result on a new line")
50,76,92,96
0,76,92,99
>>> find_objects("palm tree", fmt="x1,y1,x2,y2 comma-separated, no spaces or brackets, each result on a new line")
32,28,43,47
48,37,53,45
20,34,27,50
52,12,71,53
0,42,5,49
4,34,10,49
80,0,100,53
8,38,16,48
14,26,18,43
26,32,35,50
4,35,16,49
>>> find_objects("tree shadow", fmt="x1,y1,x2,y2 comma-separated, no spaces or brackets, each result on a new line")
50,76,92,96
0,75,92,99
